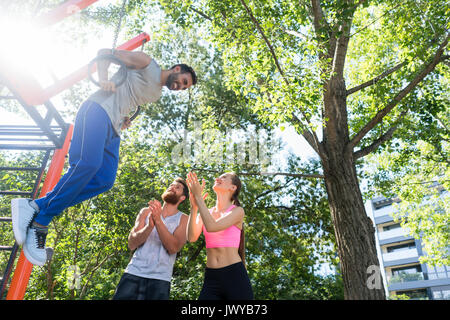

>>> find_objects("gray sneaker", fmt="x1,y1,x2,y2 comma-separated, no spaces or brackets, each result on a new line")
11,198,38,245
23,224,48,266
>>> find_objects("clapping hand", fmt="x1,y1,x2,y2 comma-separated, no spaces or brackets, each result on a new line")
148,200,162,225
186,172,208,209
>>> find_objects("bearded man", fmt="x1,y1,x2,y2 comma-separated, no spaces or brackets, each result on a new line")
112,178,189,300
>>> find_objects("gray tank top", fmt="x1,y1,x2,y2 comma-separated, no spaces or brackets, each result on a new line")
88,59,162,135
125,211,183,282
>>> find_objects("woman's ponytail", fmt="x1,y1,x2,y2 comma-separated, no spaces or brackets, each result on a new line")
229,172,245,267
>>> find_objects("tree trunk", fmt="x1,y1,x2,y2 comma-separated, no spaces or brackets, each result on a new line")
320,76,386,299
322,151,385,299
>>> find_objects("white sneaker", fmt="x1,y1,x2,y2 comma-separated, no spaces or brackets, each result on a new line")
11,198,38,245
23,225,48,266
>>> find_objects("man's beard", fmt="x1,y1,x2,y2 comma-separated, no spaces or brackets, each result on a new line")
165,73,179,90
162,190,180,205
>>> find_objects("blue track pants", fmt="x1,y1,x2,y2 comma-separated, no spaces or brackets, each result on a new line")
34,101,120,226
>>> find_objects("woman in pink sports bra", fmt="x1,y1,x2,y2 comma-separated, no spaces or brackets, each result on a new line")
186,171,253,300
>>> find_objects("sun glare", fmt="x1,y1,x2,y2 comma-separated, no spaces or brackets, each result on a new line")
0,11,112,91
1,16,60,88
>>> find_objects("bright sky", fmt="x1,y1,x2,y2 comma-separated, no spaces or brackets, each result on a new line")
0,0,318,162
0,0,121,124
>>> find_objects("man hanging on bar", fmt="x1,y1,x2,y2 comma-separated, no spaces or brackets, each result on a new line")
11,49,197,266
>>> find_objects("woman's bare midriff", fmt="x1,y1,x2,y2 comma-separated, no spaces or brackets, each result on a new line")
206,247,242,268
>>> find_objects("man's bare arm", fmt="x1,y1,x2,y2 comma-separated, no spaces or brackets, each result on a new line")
128,208,154,251
97,48,151,70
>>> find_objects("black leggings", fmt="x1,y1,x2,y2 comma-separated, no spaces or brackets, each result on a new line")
199,262,254,300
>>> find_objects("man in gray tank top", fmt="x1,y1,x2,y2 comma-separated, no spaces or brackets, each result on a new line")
113,178,189,300
11,49,197,267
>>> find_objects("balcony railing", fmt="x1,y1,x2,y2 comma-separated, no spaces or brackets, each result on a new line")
388,272,424,284
373,205,396,218
383,248,419,262
378,227,410,241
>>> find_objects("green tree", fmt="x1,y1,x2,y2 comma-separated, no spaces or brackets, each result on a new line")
2,1,345,300
366,89,449,267
158,0,449,299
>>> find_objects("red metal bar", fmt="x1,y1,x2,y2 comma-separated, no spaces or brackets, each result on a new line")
36,0,100,27
6,124,74,300
0,32,150,106
40,32,150,104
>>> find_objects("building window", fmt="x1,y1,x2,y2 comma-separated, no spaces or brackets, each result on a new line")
396,289,429,300
431,286,450,300
389,265,424,284
386,242,416,253
392,265,422,275
427,265,450,280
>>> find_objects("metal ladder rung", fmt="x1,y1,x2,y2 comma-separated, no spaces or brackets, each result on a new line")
0,166,42,171
0,217,12,222
0,246,14,251
0,144,56,150
0,191,33,196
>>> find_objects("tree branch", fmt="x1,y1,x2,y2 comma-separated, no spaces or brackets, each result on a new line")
254,178,295,201
347,61,407,96
332,1,355,77
189,6,213,21
353,111,407,159
194,0,323,158
192,167,324,180
290,112,321,155
262,71,321,157
310,0,330,37
239,0,289,85
259,171,324,179
310,0,336,65
348,32,450,149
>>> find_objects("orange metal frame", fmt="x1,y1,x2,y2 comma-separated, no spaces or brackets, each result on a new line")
3,0,150,299
6,125,73,300
35,0,101,27
0,32,149,106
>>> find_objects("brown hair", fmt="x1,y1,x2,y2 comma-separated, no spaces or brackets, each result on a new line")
228,172,246,267
175,177,189,204
169,63,197,85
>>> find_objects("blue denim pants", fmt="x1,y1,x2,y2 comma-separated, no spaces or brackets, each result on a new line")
113,273,171,300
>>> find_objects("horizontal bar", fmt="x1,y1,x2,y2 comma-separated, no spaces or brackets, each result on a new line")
0,191,33,196
35,0,100,28
0,167,41,171
0,33,150,106
0,246,14,251
0,130,62,136
0,217,12,222
0,138,52,142
0,125,64,128
0,130,63,137
39,33,151,104
0,145,55,150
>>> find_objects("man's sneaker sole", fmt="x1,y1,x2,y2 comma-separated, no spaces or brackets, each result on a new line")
23,225,49,267
23,243,47,266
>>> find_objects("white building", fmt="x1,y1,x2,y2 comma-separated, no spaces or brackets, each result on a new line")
365,194,450,300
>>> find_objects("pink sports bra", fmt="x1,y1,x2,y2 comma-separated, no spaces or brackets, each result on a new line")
202,205,241,248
